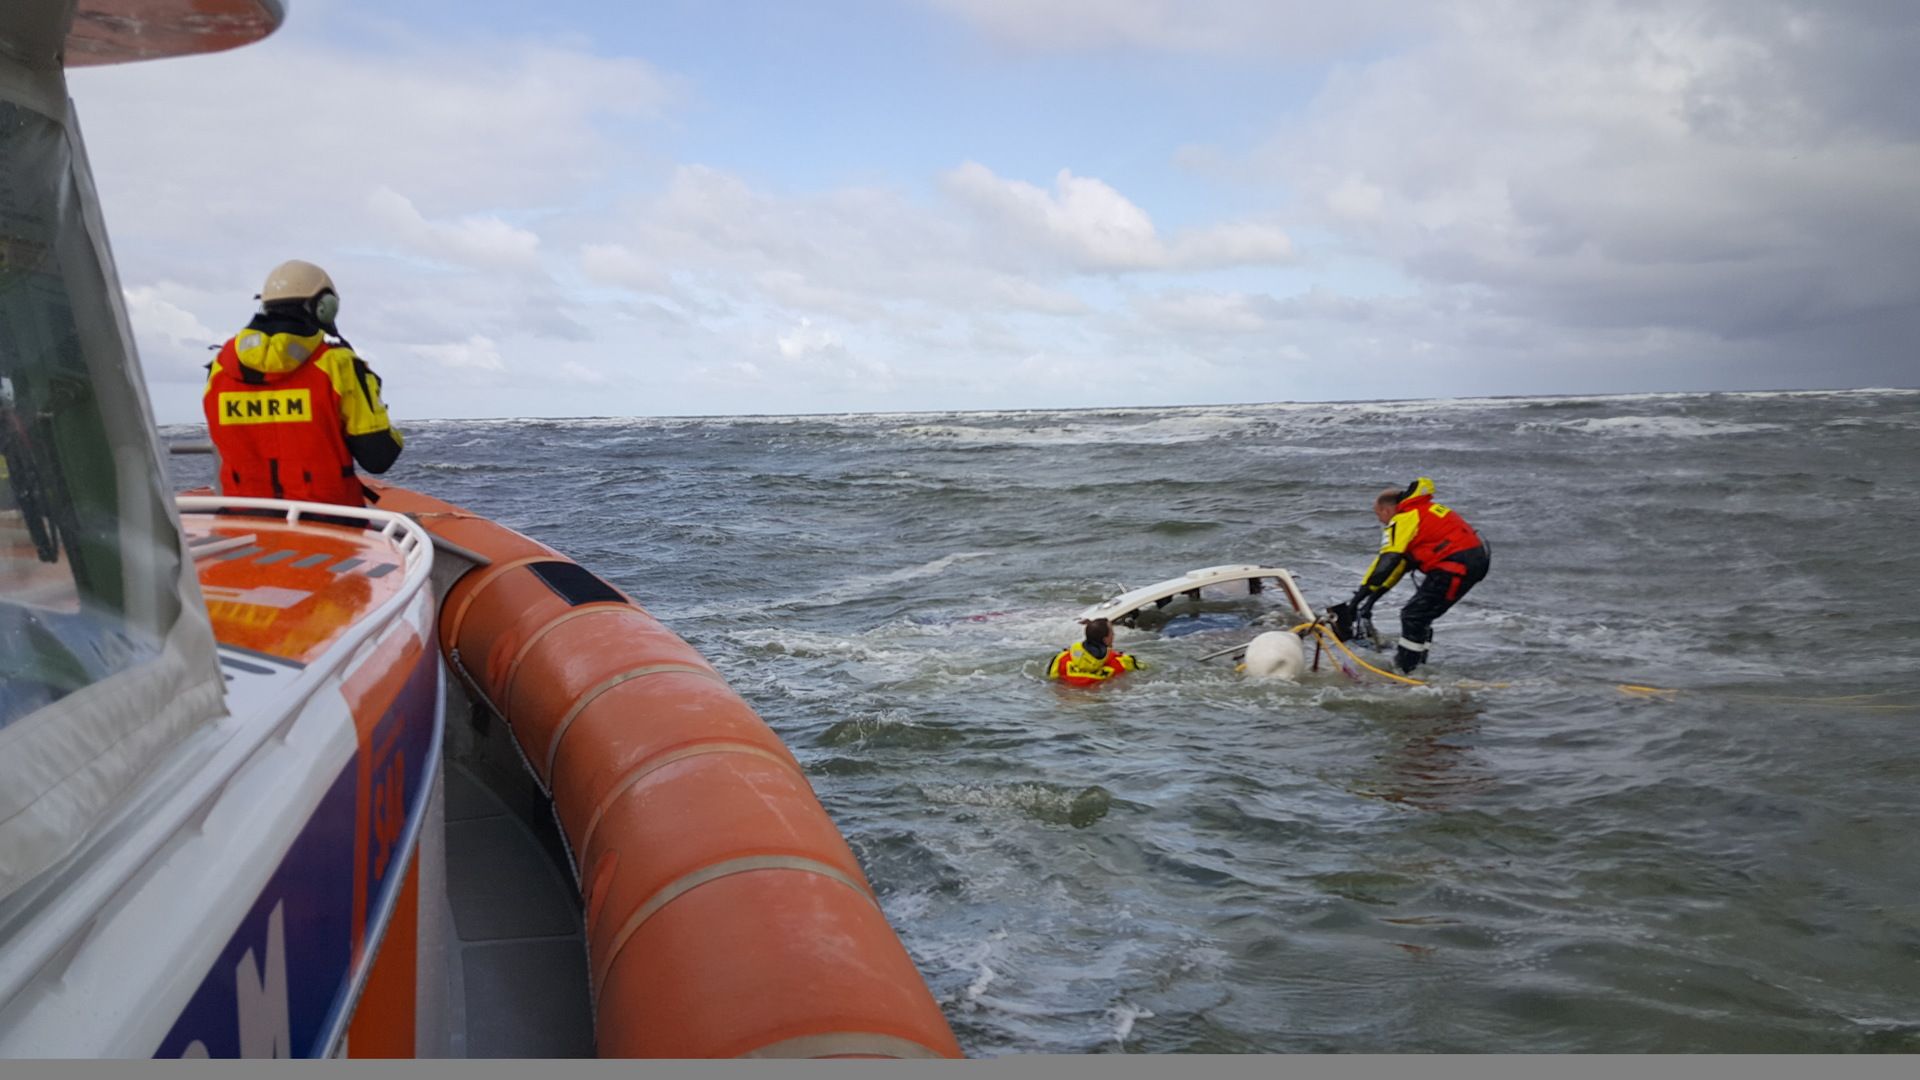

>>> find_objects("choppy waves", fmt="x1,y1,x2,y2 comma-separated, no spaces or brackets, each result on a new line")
162,387,1920,1054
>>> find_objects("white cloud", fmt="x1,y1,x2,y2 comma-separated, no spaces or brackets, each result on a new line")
777,318,842,360
410,335,506,373
1136,291,1275,335
584,163,1130,323
557,361,609,386
65,24,675,419
927,0,1432,56
367,187,542,270
987,277,1089,316
942,162,1294,272
763,318,895,392
73,0,1915,421
930,0,1919,392
123,284,221,378
579,243,671,294
1261,1,1920,362
944,163,1160,270
687,359,767,389
1324,176,1386,223
73,40,674,258
1169,223,1295,268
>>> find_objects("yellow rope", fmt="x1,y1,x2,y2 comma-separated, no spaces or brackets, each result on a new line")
1307,624,1429,687
1616,681,1920,709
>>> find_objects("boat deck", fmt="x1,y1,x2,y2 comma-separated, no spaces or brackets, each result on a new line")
186,500,594,1058
442,764,593,1058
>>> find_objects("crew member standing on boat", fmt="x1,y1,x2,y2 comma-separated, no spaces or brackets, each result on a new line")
203,260,402,506
1333,477,1490,675
1048,618,1143,687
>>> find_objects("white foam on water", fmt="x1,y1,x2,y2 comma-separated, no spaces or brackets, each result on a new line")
1826,414,1920,430
367,386,1917,435
939,932,1010,1013
789,551,999,609
881,889,933,923
893,410,1262,447
1106,1002,1156,1046
412,460,527,473
1172,942,1231,979
965,961,998,1003
967,992,1063,1019
383,388,1920,1058
918,782,1108,821
725,626,925,668
1523,416,1785,438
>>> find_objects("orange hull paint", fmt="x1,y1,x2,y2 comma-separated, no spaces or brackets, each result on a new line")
187,513,409,665
347,851,420,1058
369,482,962,1060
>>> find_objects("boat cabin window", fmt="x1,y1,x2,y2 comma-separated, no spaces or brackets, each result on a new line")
0,100,185,730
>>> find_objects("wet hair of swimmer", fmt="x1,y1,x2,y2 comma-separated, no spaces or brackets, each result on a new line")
1083,618,1113,648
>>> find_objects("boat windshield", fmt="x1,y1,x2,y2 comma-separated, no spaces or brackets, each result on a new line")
2,3,228,902
0,99,182,729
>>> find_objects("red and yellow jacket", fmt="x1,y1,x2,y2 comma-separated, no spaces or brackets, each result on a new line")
203,319,402,506
1047,642,1141,687
1359,477,1483,594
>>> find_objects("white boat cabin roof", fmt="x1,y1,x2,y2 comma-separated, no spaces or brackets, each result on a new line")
1077,564,1316,628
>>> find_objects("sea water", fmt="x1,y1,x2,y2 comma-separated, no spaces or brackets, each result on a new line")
169,389,1920,1053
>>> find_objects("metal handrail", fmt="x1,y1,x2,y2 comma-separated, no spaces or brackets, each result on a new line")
175,495,433,575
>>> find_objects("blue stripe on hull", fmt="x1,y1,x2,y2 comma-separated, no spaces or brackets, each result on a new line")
156,648,440,1058
154,764,356,1058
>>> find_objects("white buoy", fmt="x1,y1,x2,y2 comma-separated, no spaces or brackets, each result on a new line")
1240,630,1305,680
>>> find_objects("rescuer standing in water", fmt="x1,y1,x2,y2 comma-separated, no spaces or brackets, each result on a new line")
1048,617,1143,687
203,260,402,506
1332,477,1490,675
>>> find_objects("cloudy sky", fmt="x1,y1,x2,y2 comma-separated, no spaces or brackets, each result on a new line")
66,0,1920,423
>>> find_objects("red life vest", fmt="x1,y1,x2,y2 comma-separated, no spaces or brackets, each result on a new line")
203,339,364,506
1048,642,1137,687
1398,493,1483,575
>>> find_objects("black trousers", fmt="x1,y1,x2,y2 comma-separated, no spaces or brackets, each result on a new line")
1400,545,1490,646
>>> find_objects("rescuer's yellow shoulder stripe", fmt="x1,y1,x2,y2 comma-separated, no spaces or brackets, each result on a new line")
315,348,396,438
216,388,314,425
1379,509,1419,554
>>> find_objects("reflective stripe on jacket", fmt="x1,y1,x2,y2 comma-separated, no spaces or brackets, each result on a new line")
1047,641,1140,687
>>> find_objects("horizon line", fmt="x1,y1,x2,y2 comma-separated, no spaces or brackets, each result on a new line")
152,383,1919,429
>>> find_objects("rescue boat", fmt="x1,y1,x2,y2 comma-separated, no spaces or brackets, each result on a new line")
0,0,960,1059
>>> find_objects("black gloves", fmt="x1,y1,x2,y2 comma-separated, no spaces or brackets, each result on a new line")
1341,591,1377,647
1329,590,1387,646
1325,601,1357,642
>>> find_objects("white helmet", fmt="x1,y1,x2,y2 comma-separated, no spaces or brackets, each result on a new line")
260,259,339,327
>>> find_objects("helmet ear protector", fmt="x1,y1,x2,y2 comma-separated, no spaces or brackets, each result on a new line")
311,289,340,330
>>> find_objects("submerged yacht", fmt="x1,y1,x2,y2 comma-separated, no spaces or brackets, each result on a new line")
0,0,959,1058
1078,564,1318,632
